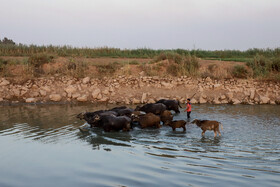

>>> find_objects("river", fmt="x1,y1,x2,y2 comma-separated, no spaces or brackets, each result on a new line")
0,104,279,187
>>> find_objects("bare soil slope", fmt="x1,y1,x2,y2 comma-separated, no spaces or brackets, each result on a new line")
1,56,247,79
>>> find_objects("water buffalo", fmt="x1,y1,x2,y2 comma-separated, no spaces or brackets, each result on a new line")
112,108,134,117
105,106,134,117
77,110,117,127
131,111,146,116
160,110,173,125
93,114,131,132
192,119,223,137
131,113,161,129
166,120,186,131
77,110,105,125
156,99,182,113
110,106,128,110
135,103,166,115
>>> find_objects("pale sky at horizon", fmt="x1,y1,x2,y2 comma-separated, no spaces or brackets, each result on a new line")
1,0,280,50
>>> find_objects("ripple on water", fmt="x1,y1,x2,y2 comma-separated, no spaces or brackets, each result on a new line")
0,104,280,187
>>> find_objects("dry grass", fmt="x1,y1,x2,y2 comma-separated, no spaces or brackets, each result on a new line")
1,55,279,81
232,65,249,78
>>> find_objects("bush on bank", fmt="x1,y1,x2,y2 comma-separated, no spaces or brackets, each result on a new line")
247,54,280,78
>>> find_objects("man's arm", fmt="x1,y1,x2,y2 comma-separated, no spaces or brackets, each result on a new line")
184,104,189,112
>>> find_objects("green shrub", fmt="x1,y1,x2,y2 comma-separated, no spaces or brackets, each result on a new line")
200,71,213,79
28,53,54,68
246,55,280,80
0,58,8,72
154,52,167,61
139,63,158,76
96,62,122,75
247,54,271,77
27,53,55,76
167,64,181,76
128,60,139,65
182,55,199,75
154,52,183,64
54,59,89,78
67,61,77,70
165,55,199,76
271,57,280,72
72,61,88,78
207,64,218,72
273,73,280,81
0,57,8,64
171,53,183,64
232,65,248,78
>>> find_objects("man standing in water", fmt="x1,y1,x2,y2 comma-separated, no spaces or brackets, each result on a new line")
184,98,191,119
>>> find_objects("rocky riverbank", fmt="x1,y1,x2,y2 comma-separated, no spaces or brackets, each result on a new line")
0,76,279,105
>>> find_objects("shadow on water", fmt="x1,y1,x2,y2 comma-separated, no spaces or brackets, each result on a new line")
76,126,133,150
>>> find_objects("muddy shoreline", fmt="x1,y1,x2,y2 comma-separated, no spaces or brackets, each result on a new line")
1,76,279,105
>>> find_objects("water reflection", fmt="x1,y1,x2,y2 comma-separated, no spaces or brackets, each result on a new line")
0,104,280,187
76,127,133,150
199,136,221,145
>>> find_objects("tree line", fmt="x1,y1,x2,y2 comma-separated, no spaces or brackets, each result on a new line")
0,37,15,45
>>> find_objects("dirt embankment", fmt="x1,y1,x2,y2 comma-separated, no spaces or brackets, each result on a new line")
0,56,279,105
1,76,279,105
0,56,249,79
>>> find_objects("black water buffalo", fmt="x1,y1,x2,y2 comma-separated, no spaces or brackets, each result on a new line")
132,113,161,129
135,103,166,115
166,120,186,131
131,111,146,116
156,99,182,113
192,119,223,137
93,114,131,132
77,110,105,125
160,110,173,125
112,108,134,117
110,106,128,111
77,110,117,127
106,106,134,117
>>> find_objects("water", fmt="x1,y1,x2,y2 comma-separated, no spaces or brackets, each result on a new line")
0,104,279,187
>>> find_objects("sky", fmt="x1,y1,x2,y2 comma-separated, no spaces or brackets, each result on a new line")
0,0,280,50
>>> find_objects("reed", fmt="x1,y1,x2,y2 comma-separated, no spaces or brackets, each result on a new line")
1,44,279,60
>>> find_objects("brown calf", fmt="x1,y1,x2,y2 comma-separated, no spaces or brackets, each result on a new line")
166,120,187,131
160,110,173,125
192,119,223,137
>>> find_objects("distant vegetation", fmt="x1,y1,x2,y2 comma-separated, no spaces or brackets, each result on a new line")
0,37,16,45
0,37,279,60
0,37,279,80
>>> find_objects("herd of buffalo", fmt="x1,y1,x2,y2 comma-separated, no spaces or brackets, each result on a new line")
77,99,223,137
